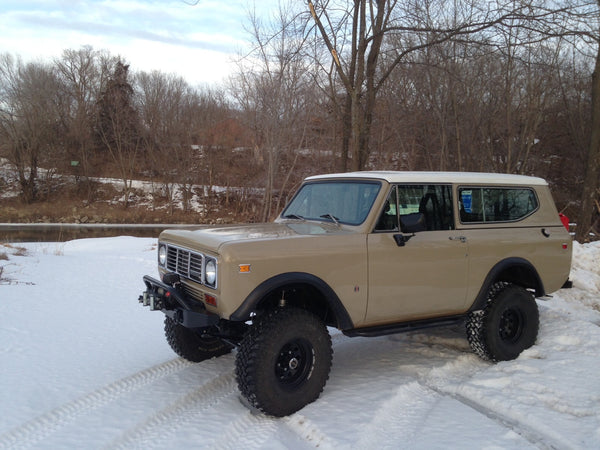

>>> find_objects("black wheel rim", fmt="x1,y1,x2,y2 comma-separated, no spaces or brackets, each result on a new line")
275,338,314,389
499,307,524,343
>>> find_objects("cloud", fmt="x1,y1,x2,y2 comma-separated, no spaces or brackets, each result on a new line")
6,1,247,52
12,11,233,53
0,0,263,84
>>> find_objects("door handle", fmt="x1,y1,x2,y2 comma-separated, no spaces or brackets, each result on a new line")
449,236,467,243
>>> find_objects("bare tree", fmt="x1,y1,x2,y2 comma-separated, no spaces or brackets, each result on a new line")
193,88,237,217
232,2,312,221
577,44,600,240
572,0,600,241
55,46,119,198
0,54,63,202
135,70,198,213
306,1,529,170
516,0,600,241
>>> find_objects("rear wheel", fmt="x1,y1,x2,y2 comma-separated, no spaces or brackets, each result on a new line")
235,307,333,417
466,282,539,362
164,316,232,362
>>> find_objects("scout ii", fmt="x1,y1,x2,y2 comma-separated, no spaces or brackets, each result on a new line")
139,171,572,417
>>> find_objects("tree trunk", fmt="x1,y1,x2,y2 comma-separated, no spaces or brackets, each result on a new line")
575,43,600,242
341,94,352,171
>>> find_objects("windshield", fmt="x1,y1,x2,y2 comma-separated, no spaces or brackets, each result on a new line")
281,180,381,225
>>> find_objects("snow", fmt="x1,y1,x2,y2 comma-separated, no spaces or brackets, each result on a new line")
1,237,599,449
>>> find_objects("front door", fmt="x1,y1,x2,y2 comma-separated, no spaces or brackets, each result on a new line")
365,184,469,325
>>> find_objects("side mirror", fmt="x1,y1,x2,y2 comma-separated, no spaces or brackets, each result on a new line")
393,233,415,247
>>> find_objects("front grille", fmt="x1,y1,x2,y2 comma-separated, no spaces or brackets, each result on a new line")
165,245,204,284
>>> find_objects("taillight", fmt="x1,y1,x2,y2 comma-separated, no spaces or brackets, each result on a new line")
559,213,569,231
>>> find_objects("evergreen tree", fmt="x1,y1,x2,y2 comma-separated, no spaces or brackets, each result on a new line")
95,61,141,207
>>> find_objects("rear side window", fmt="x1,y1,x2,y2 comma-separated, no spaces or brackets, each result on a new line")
459,187,538,223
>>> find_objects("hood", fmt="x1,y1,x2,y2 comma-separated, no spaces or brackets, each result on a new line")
158,221,352,253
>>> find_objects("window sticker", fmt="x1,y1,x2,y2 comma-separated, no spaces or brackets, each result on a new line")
461,190,472,213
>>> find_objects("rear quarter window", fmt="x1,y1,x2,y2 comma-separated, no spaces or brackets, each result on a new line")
459,187,539,223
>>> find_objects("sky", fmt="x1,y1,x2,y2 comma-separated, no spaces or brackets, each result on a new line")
0,0,279,87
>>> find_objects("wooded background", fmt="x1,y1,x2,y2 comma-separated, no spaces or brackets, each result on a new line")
1,0,599,241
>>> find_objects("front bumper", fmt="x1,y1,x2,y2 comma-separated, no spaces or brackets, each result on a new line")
139,275,219,328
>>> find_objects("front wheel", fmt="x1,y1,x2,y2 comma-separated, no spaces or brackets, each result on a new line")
235,307,333,417
164,316,232,362
466,282,539,362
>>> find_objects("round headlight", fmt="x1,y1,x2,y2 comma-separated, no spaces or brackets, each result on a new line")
158,245,167,266
205,259,217,286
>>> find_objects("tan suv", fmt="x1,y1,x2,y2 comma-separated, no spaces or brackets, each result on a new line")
139,171,572,416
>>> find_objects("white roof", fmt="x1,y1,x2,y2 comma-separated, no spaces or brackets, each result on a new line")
306,171,548,186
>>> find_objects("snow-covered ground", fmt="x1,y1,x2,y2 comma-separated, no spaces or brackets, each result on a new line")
0,237,599,449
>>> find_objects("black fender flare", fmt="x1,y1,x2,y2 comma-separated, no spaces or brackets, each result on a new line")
230,272,354,330
469,257,544,312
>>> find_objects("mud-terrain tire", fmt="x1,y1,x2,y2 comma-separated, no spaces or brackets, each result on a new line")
164,316,232,362
235,307,333,417
466,282,539,362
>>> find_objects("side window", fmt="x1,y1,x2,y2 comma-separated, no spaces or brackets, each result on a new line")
459,187,538,223
375,184,454,232
375,186,399,231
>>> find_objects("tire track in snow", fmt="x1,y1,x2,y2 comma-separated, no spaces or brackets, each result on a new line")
352,381,439,449
283,414,340,449
105,372,237,449
352,331,568,449
420,379,571,450
204,405,339,449
398,334,570,449
0,358,192,450
204,408,279,450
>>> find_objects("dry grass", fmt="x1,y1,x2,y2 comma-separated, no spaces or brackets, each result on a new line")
0,250,7,282
0,148,321,226
1,243,27,256
0,183,265,225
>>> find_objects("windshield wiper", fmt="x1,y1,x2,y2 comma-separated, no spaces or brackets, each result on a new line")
320,213,340,225
283,214,305,220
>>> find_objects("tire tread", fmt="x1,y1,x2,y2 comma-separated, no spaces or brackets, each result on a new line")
466,282,539,362
235,307,332,416
164,316,232,362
